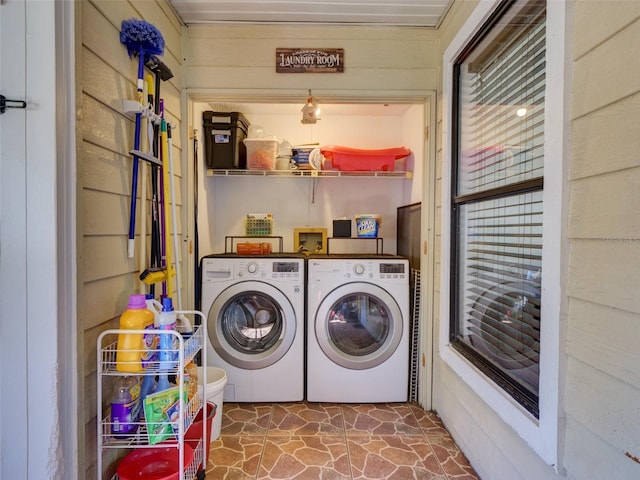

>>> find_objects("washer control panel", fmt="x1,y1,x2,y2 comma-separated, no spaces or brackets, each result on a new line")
202,258,303,283
238,259,302,282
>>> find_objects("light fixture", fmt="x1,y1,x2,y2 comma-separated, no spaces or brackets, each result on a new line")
301,89,321,124
516,107,527,117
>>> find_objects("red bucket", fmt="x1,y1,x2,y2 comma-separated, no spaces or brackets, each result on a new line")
185,402,216,465
117,444,194,480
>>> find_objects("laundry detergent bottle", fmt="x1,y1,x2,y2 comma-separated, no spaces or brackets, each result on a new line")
116,294,156,372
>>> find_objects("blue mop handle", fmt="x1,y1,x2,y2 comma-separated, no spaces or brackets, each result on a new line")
127,50,146,258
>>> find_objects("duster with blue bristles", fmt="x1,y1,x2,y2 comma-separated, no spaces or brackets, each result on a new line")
120,18,165,259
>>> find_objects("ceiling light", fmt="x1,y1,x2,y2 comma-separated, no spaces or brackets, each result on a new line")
516,107,527,117
301,90,321,124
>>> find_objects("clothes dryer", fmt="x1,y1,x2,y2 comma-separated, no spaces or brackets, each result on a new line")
306,256,410,402
200,254,304,402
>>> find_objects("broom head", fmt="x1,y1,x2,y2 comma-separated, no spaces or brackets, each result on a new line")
120,18,165,59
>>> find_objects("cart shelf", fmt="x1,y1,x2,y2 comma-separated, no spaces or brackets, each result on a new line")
96,311,208,480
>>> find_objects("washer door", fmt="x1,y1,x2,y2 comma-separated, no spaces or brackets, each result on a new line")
315,282,403,370
208,281,296,369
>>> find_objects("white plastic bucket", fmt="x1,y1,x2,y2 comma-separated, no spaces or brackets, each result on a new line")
197,366,227,442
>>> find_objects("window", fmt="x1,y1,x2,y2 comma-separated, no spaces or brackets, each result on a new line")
450,0,546,417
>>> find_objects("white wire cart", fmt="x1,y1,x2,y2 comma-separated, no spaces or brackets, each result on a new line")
97,310,208,480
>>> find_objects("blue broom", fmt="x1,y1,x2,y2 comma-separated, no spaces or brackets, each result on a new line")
120,19,165,258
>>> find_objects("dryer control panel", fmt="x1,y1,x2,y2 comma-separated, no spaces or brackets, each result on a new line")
349,261,407,281
309,259,408,283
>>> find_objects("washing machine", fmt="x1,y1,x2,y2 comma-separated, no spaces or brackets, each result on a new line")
200,254,305,402
306,255,410,402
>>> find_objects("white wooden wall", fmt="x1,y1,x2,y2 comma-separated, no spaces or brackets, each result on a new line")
564,1,640,478
78,1,183,477
73,1,640,478
432,1,640,480
185,24,439,95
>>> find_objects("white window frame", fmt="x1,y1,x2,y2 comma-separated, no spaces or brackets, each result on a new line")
440,0,570,468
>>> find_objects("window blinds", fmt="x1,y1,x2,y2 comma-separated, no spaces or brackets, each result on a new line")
452,0,546,413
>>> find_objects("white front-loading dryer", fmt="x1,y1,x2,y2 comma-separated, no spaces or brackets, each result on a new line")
201,254,304,402
306,256,410,402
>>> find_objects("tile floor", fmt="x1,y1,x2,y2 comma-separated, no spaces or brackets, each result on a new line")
204,402,480,480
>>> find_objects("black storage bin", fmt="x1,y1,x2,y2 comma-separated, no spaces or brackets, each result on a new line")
333,219,352,237
203,111,250,169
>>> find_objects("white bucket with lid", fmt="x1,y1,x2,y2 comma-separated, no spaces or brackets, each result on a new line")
197,366,227,442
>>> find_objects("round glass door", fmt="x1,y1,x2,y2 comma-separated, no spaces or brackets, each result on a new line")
315,282,403,370
208,281,296,369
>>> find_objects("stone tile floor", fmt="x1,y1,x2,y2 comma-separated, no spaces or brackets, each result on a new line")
205,402,480,480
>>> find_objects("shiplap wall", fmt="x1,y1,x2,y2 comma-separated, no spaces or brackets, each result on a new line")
185,24,439,95
432,1,640,480
79,1,183,477
565,2,640,478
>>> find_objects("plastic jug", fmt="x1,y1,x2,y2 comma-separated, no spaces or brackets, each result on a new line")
116,294,156,372
156,297,178,392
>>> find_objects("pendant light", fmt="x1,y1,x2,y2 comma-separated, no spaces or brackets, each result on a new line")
301,89,321,124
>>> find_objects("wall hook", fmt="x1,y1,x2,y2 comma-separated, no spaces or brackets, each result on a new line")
0,95,27,114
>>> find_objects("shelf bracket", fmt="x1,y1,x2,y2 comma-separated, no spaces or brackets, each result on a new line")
311,176,319,204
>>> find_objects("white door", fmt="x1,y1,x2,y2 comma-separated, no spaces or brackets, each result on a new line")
0,1,76,478
0,0,30,474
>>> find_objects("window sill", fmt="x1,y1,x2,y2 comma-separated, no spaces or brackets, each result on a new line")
439,343,558,465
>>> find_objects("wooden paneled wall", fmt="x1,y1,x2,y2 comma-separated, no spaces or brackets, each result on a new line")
185,24,439,96
565,2,640,478
432,1,640,480
78,1,183,477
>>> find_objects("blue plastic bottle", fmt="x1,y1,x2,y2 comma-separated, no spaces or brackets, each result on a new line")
156,297,178,391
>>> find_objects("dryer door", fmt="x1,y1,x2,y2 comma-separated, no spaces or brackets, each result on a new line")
314,282,403,370
208,281,296,369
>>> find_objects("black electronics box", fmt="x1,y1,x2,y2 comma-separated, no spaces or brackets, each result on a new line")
203,111,250,169
332,219,352,238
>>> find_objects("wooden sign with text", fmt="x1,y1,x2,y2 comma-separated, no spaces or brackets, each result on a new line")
276,48,344,73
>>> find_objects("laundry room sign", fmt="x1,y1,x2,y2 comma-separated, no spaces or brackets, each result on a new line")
276,48,344,73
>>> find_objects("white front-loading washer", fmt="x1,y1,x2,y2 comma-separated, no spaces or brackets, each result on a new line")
200,254,304,402
306,256,410,402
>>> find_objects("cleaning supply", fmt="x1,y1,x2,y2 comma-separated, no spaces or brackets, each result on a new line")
145,293,162,322
166,124,193,334
116,294,156,372
160,107,173,298
119,18,165,259
142,386,187,444
184,361,198,401
111,376,140,438
156,297,178,391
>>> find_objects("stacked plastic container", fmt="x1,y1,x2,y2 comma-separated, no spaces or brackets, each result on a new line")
202,111,250,169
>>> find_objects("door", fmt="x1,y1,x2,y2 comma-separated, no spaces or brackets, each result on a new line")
1,1,76,478
314,282,403,370
0,1,29,475
207,281,297,369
